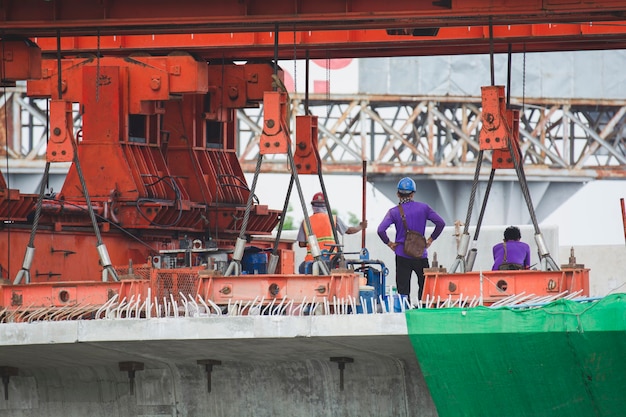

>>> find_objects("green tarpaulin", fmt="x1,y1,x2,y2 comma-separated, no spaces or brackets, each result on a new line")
406,294,626,417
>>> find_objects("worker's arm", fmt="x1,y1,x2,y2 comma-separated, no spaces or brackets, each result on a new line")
377,211,399,250
345,220,368,235
427,208,446,241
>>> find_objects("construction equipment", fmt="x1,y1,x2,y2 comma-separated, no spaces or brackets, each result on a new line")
424,84,588,306
0,52,367,321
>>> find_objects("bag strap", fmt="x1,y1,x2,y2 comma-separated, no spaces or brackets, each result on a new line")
502,240,508,262
398,204,409,230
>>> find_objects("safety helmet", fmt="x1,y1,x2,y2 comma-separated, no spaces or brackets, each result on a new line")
311,192,326,206
397,177,416,194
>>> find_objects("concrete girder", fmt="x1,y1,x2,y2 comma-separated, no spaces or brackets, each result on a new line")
368,176,585,227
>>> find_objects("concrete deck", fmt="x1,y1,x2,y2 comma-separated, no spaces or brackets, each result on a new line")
0,314,438,417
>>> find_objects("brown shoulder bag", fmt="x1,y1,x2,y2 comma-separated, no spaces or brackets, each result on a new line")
398,204,426,258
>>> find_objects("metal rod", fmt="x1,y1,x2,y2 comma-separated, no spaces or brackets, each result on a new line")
273,23,279,87
506,43,512,107
56,30,62,99
489,17,495,86
621,198,626,245
361,160,367,249
305,50,310,114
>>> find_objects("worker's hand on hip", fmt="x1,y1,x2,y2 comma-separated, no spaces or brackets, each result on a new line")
387,241,398,250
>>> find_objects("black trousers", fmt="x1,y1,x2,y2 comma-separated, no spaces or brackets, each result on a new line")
395,255,430,300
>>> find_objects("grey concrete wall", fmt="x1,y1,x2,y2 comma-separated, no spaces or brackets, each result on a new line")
558,245,626,297
1,359,436,417
0,316,437,417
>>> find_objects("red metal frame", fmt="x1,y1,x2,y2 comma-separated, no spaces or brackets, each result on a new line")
423,268,590,305
0,267,359,321
259,91,291,155
1,0,618,319
293,115,320,174
25,55,282,235
4,1,626,37
26,22,626,60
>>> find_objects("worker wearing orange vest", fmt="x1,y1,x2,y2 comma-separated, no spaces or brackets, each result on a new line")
297,192,367,272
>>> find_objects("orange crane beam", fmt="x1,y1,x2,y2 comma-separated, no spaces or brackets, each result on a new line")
30,22,626,59
3,0,626,37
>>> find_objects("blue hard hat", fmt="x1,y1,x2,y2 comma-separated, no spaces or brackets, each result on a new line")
397,177,416,194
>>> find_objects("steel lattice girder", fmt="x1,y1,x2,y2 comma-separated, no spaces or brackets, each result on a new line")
2,90,626,179
236,94,626,179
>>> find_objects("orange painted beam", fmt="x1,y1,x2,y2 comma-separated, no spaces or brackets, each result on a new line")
422,268,590,305
31,22,626,60
3,0,626,37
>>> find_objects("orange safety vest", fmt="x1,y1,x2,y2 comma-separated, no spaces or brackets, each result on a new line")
304,212,337,261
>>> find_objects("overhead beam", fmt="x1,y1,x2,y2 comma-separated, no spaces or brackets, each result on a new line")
28,22,626,59
3,0,626,37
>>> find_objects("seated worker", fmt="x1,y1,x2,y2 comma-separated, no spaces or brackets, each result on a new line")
296,192,367,273
492,226,531,270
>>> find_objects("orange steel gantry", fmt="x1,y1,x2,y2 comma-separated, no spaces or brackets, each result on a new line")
2,0,626,35
26,22,626,61
0,0,613,316
3,0,626,60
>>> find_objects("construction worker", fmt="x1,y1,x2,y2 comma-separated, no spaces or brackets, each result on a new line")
492,226,531,270
377,177,445,305
296,192,367,273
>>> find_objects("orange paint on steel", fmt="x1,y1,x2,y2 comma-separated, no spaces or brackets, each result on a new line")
479,86,509,151
6,0,626,36
0,269,359,317
259,92,290,155
0,189,37,222
0,39,41,81
492,109,521,170
195,271,359,305
25,55,282,235
47,100,75,163
0,280,150,311
293,115,320,174
29,23,626,60
422,269,590,305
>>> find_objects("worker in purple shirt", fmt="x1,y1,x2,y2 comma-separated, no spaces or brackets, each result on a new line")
377,177,445,303
492,226,531,270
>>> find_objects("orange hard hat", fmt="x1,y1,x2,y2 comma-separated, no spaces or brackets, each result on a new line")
311,192,325,206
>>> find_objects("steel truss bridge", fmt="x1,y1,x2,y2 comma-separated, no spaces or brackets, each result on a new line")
2,87,626,224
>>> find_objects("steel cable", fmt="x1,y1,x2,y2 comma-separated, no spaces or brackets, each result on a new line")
463,150,484,235
26,162,51,247
237,153,263,239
